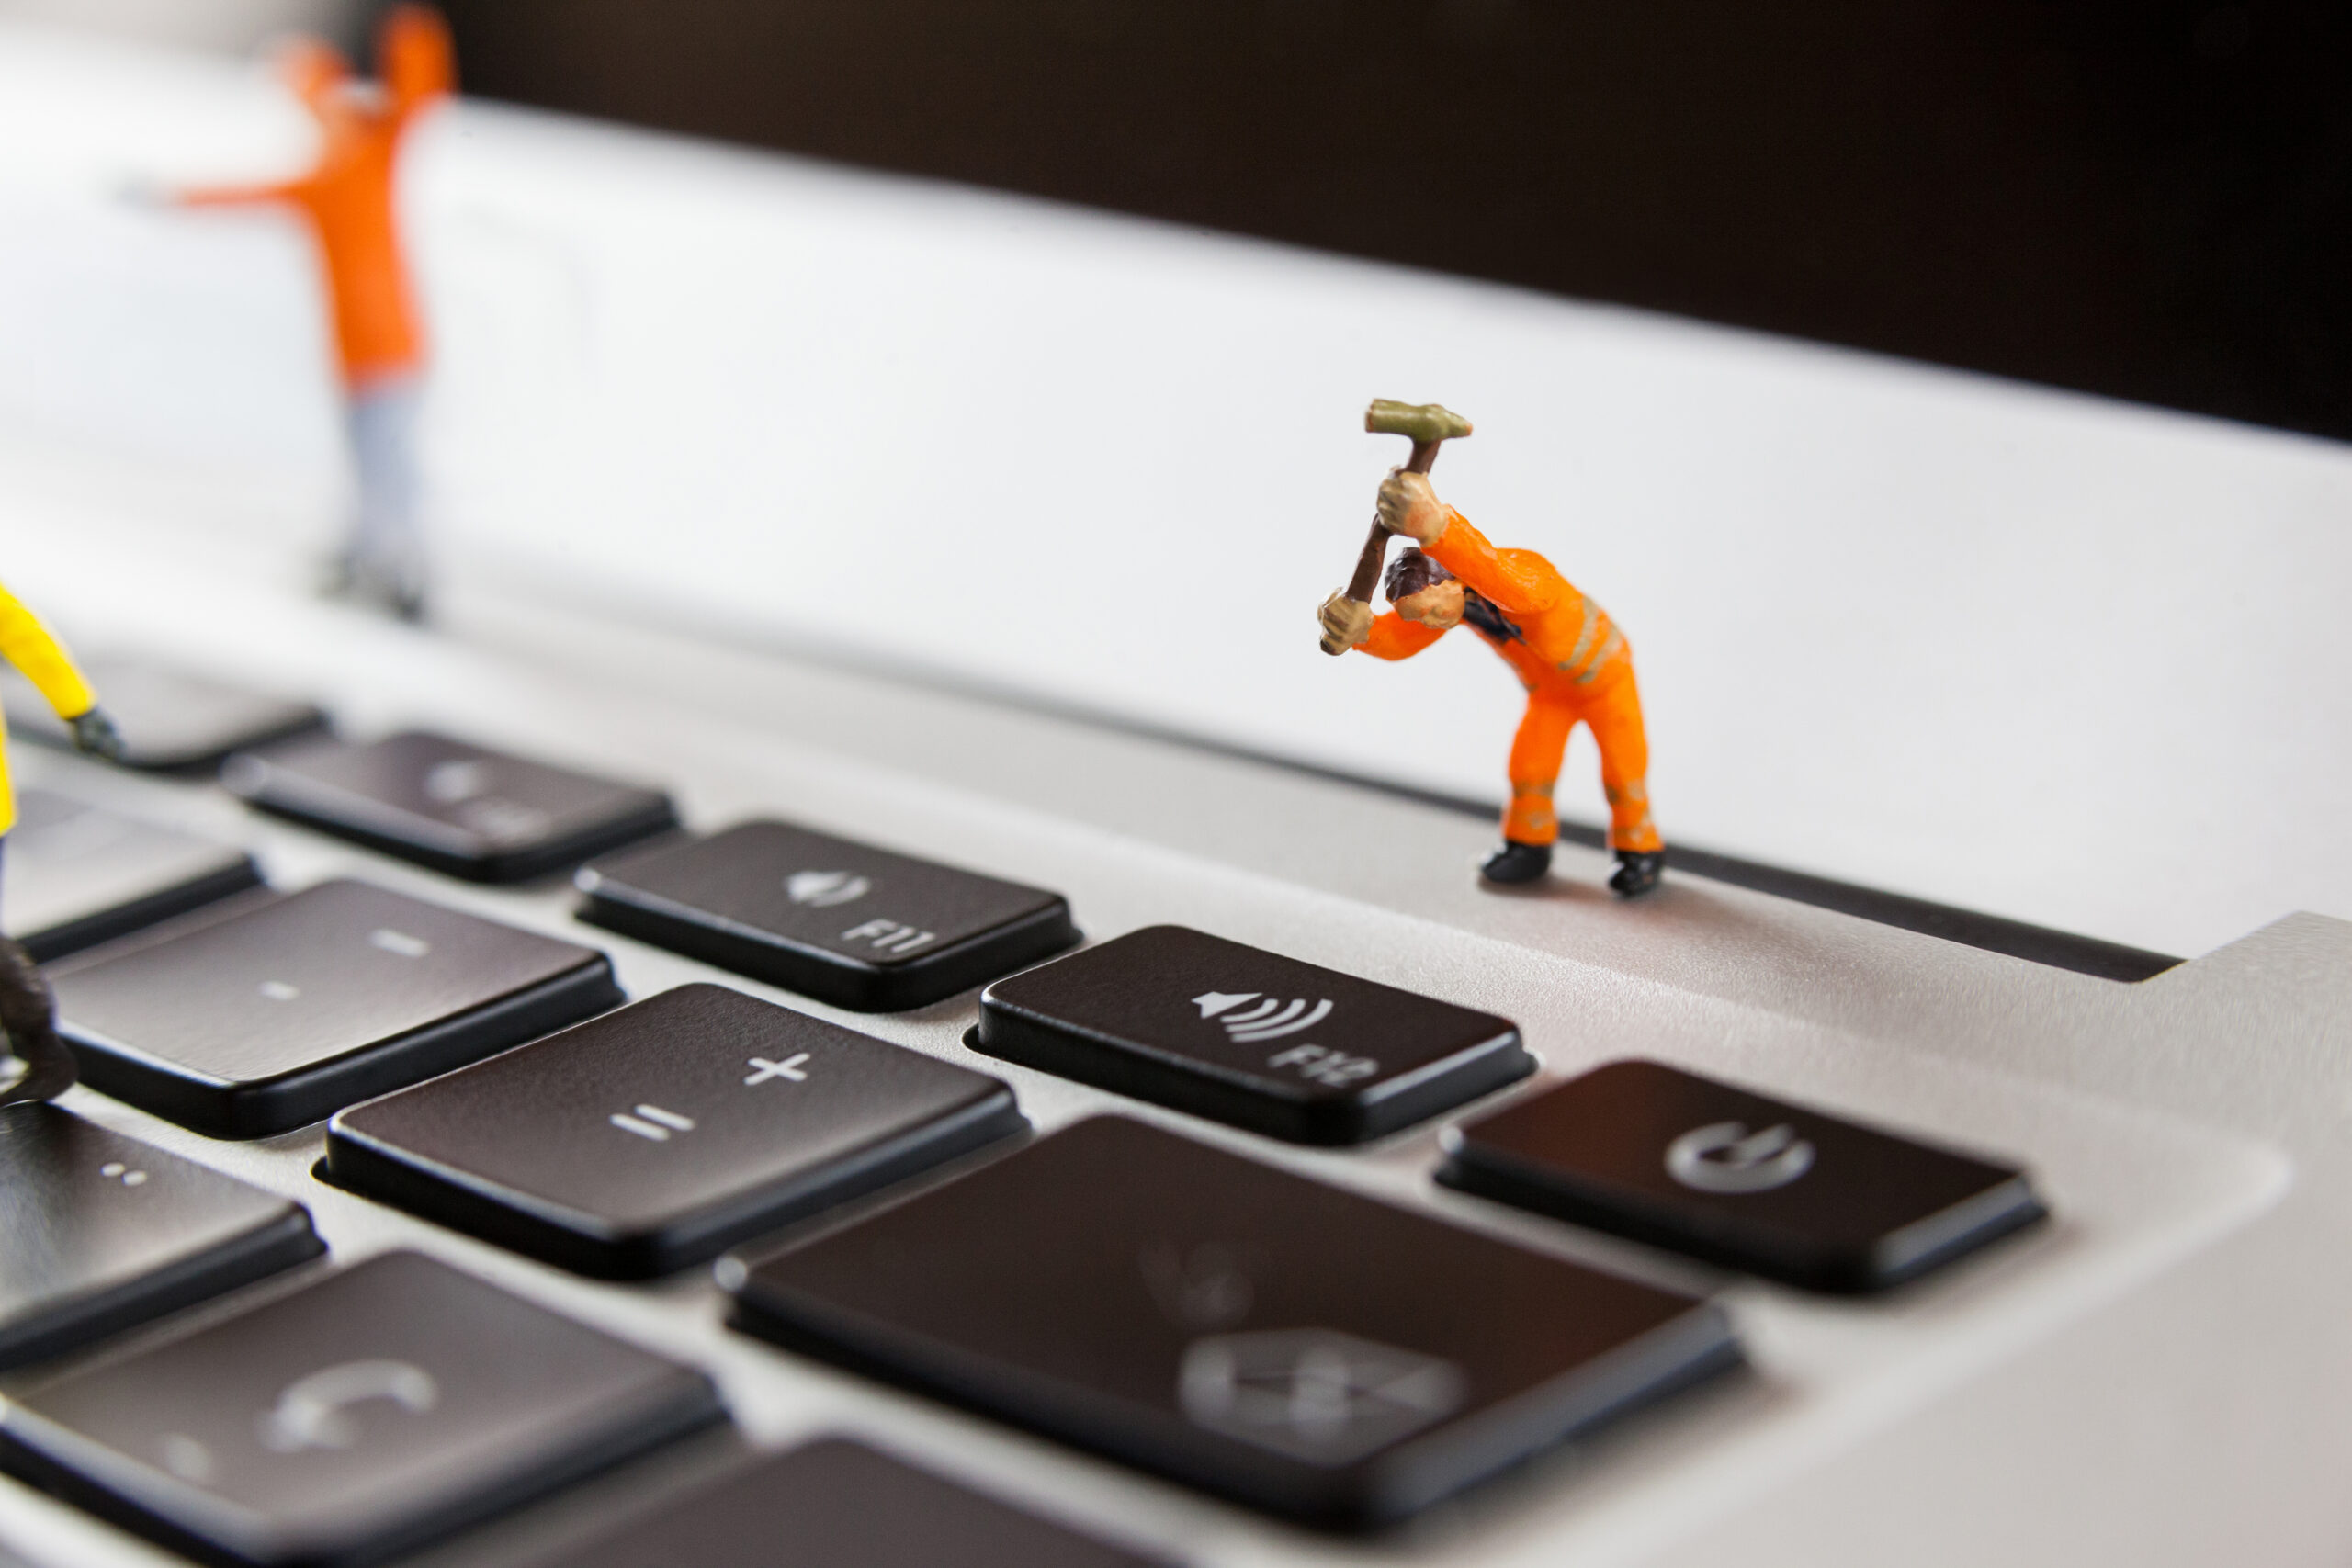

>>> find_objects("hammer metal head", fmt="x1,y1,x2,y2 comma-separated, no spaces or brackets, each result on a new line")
1365,399,1473,444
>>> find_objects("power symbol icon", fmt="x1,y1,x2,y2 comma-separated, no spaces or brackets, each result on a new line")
1665,1122,1816,1194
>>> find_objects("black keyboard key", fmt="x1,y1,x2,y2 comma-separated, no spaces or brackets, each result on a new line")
5,658,326,773
577,819,1078,1011
3,791,263,963
222,731,676,883
0,1250,723,1568
0,1105,322,1371
327,983,1024,1279
1438,1060,2047,1292
537,1438,1170,1568
971,925,1530,1144
52,879,622,1138
729,1116,1736,1529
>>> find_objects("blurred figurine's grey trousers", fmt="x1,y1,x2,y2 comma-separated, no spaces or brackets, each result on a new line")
339,374,427,618
0,839,76,1106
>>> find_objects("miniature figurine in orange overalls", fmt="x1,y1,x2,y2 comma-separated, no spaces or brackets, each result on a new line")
0,580,122,1105
1318,471,1667,895
176,6,455,621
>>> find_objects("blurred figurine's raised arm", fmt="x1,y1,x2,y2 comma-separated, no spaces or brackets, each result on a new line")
170,7,455,622
0,581,122,1106
1317,400,1666,897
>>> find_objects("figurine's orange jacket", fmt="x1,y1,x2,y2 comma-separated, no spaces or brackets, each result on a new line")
1358,510,1632,693
0,581,97,836
180,23,451,389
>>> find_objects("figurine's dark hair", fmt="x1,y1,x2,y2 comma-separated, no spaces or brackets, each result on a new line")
1390,547,1524,643
1385,548,1454,603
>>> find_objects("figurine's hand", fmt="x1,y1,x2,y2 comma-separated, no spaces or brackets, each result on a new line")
69,707,125,762
1375,468,1447,545
1318,592,1373,651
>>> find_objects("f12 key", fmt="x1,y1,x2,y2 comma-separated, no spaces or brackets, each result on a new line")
971,925,1530,1144
224,731,677,882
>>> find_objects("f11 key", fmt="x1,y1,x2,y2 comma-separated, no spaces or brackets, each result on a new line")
577,819,1078,1011
1439,1059,2047,1292
223,731,677,883
970,925,1529,1143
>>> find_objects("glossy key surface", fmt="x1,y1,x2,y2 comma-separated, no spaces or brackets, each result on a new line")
52,879,622,1138
0,1250,724,1568
534,1438,1170,1568
222,731,676,883
577,818,1078,1010
4,658,325,773
730,1116,1737,1529
327,983,1024,1278
0,1105,322,1371
1439,1059,2047,1292
972,925,1530,1144
2,791,263,963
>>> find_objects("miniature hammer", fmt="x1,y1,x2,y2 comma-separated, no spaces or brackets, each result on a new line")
1319,400,1474,654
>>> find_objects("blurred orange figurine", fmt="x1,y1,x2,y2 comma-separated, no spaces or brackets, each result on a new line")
1318,400,1666,896
176,6,456,620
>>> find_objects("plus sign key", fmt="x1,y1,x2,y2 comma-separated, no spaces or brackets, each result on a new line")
576,819,1078,1011
1438,1060,2047,1292
326,984,1026,1278
970,926,1531,1145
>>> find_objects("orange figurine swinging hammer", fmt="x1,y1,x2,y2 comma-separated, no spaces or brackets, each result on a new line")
175,5,456,621
1317,400,1667,896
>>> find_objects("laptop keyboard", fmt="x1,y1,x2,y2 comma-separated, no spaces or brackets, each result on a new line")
0,643,2281,1567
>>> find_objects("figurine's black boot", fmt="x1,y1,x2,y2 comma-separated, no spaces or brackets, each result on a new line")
1609,848,1667,897
0,937,76,1107
1480,840,1553,885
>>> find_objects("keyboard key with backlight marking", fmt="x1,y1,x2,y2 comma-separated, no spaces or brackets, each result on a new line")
969,925,1529,1144
2,790,263,963
0,1105,322,1371
4,657,325,773
576,819,1078,1011
222,731,676,883
327,983,1024,1278
728,1116,1737,1529
1438,1059,2047,1292
51,879,622,1138
0,1251,722,1568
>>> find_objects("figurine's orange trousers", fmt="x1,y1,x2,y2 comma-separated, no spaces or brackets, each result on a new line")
1503,670,1661,852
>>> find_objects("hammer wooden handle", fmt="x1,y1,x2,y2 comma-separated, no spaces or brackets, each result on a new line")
1321,438,1440,655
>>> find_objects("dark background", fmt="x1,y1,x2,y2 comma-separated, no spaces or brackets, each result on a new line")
432,1,2351,442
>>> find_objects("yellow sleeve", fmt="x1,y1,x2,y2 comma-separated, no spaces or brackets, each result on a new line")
0,581,96,719
1424,510,1563,617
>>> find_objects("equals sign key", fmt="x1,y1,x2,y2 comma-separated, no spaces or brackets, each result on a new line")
326,985,1025,1278
610,1105,695,1142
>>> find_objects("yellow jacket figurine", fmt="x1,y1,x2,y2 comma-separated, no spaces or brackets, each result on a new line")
0,579,123,1105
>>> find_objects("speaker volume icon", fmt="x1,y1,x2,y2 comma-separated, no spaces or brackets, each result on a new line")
1193,991,1335,1043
